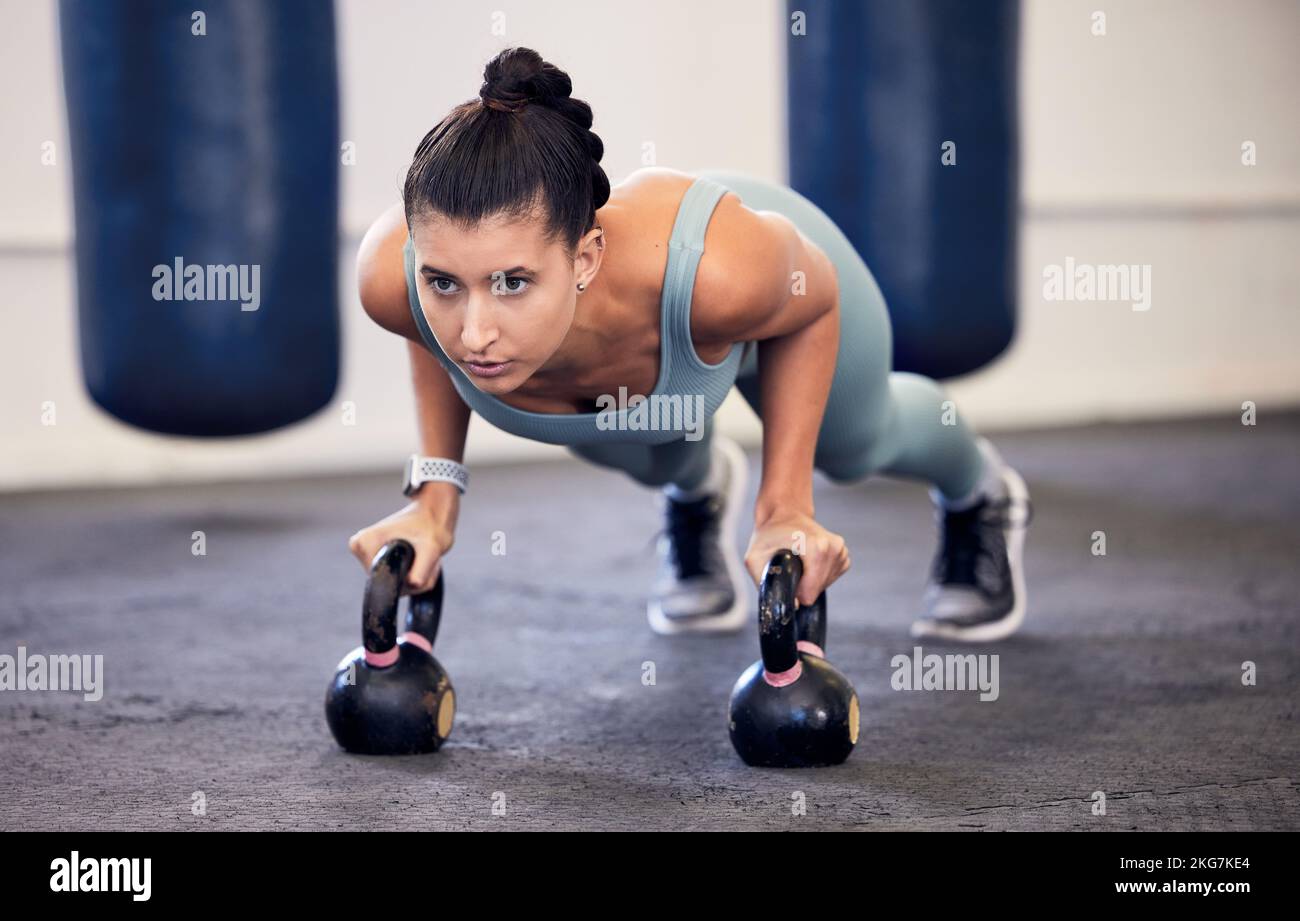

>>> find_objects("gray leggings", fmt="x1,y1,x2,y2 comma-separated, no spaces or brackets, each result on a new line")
567,170,985,500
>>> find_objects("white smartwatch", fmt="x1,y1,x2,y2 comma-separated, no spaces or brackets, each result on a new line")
403,455,469,497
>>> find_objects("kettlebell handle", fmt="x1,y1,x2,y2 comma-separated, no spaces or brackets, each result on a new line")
757,549,828,677
362,540,443,667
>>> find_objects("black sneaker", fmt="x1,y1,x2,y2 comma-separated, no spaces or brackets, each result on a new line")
646,435,748,635
911,451,1032,643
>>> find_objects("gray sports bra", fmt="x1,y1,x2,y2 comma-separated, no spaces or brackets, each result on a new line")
402,174,755,446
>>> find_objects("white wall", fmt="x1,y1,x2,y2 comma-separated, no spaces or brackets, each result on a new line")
1,0,1297,491
1000,0,1300,426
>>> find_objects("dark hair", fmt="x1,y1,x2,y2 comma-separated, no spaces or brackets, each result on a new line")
403,47,610,255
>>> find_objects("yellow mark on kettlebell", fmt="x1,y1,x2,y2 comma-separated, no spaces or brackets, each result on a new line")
438,690,456,739
848,694,859,745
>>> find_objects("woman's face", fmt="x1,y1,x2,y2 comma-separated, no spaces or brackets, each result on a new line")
409,210,597,394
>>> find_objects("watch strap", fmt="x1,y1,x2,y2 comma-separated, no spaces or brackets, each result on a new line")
407,455,469,495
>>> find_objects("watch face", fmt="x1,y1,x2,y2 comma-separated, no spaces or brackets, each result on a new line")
403,456,417,495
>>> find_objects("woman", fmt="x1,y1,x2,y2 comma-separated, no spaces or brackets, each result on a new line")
349,47,1032,643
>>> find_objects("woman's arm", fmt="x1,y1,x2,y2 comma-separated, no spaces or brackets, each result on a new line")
406,338,472,507
750,289,838,521
694,204,841,521
350,204,472,591
694,202,848,605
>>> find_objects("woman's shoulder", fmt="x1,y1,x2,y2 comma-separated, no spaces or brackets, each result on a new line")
356,202,422,343
661,173,800,347
614,167,794,350
617,165,696,196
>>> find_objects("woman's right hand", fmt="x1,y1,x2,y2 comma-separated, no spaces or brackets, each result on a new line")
347,485,460,593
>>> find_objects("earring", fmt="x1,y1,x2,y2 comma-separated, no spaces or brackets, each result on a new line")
576,282,587,292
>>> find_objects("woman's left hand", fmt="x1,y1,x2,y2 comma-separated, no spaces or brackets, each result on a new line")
744,509,851,607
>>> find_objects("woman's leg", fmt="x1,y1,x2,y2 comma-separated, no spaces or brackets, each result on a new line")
566,420,751,636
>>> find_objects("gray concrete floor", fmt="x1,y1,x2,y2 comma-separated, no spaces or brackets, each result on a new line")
1,414,1296,830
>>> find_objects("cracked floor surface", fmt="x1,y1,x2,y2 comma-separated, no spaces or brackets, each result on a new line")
1,413,1296,830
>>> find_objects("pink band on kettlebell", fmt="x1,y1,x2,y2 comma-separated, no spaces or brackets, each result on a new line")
797,640,825,659
763,660,803,688
364,647,399,667
399,631,432,654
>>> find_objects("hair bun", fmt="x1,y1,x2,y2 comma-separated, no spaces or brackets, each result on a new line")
470,47,610,214
479,46,571,112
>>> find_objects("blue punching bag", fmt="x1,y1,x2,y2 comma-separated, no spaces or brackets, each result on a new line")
59,0,340,436
787,0,1019,380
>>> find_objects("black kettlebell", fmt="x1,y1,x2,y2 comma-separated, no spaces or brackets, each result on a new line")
728,549,859,767
325,539,454,755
